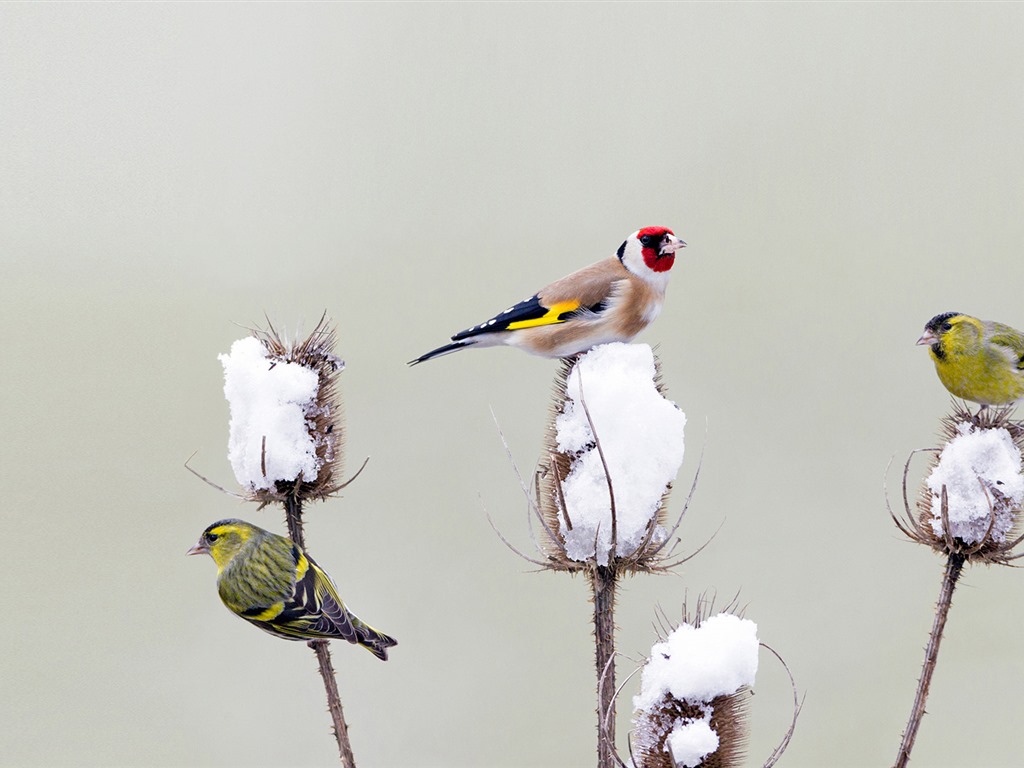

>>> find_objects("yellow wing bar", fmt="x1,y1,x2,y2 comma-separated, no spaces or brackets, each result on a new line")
505,300,581,331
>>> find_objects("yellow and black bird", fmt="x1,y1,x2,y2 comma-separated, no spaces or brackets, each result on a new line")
188,519,396,660
917,312,1024,407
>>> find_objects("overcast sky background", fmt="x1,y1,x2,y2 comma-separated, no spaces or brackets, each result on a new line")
3,4,1024,767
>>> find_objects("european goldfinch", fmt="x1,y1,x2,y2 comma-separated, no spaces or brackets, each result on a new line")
188,519,397,660
917,312,1024,406
409,226,685,364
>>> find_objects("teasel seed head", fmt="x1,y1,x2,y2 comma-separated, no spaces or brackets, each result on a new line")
219,313,347,506
893,403,1024,565
533,343,688,576
631,605,757,768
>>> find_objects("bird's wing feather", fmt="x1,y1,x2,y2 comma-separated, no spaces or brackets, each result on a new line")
233,543,395,658
265,556,357,641
452,295,582,340
987,323,1024,370
452,258,626,341
306,561,361,642
299,559,398,659
242,548,343,641
537,257,628,308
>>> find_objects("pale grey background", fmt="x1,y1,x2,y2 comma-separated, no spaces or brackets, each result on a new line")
3,3,1023,767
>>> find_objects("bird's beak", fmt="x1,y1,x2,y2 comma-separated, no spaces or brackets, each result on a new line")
186,540,210,557
660,235,687,256
916,330,937,346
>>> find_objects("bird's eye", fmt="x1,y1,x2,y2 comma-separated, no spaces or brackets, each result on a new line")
941,322,953,332
206,532,220,543
639,235,654,246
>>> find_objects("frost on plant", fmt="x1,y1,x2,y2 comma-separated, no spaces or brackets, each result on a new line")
889,404,1024,768
537,343,687,571
632,613,758,768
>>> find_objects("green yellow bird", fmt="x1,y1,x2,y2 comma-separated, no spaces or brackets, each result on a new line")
917,312,1024,406
188,519,396,660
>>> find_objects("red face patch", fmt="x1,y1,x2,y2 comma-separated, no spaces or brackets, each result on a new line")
638,226,676,272
642,251,675,272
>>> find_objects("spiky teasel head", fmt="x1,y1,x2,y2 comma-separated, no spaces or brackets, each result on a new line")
219,313,347,506
633,691,747,768
893,403,1024,564
533,343,689,576
631,600,756,768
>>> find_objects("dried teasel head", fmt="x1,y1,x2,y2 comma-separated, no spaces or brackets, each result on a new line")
893,403,1024,564
219,313,349,506
631,600,757,768
533,343,690,575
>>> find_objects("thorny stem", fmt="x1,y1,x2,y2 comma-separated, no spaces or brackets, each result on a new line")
311,639,356,768
592,564,618,768
285,494,355,767
285,493,306,549
893,551,966,768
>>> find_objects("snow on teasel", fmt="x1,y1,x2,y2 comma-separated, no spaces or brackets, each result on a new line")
894,405,1024,564
218,318,344,502
926,422,1024,545
633,613,758,768
544,343,686,567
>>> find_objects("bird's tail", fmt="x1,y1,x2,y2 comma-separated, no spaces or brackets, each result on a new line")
407,339,476,365
353,618,398,661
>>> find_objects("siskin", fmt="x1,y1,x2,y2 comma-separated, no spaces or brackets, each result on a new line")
188,519,397,660
917,312,1024,407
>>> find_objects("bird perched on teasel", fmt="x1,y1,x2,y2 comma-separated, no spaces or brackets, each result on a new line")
409,226,686,364
188,519,397,660
917,312,1024,407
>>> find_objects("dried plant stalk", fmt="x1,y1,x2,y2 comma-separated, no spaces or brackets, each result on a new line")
890,402,1024,767
893,551,965,768
310,638,356,767
233,315,362,765
527,349,692,767
593,564,618,768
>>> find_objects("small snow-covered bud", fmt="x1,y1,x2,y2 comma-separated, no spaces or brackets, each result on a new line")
632,612,757,768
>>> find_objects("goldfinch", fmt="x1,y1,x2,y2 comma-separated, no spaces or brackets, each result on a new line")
188,519,396,660
917,312,1024,406
409,226,686,364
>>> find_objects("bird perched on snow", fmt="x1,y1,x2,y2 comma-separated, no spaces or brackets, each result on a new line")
409,226,686,364
187,519,397,660
917,312,1024,407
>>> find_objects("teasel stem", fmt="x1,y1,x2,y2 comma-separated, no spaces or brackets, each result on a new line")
286,493,355,767
592,564,618,768
284,493,306,549
310,638,357,768
893,551,966,768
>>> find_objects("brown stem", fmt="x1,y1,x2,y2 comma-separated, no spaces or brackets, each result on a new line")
592,564,618,768
893,551,966,768
311,639,357,767
286,493,355,766
284,492,305,549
